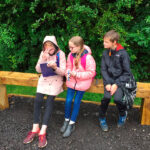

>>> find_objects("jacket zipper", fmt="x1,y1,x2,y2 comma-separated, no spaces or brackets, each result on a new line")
74,77,77,90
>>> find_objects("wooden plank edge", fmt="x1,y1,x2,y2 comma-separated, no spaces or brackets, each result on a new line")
8,93,140,108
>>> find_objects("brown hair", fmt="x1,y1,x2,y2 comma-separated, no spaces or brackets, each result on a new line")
43,41,59,55
104,30,120,42
69,36,84,68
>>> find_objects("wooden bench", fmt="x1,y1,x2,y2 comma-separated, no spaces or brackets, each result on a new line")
0,71,150,125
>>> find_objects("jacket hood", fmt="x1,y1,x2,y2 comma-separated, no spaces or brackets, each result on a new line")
84,45,92,54
43,35,58,47
116,43,124,51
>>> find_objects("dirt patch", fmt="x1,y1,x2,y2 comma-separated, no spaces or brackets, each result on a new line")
0,96,150,150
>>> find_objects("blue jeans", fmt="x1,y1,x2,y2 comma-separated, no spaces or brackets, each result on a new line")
65,88,85,122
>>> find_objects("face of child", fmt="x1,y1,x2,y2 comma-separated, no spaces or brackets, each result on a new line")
69,41,81,54
103,37,117,50
44,41,55,55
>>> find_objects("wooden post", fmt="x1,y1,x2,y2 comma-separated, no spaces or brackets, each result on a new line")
141,98,150,125
0,84,9,110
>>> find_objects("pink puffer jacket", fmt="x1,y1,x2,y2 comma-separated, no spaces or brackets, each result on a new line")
66,50,96,91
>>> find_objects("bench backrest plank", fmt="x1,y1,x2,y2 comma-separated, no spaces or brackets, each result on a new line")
0,71,150,98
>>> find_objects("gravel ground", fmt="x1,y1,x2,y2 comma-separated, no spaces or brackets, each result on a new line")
0,96,150,150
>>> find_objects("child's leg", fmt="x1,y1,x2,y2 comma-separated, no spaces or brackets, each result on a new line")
63,90,84,138
38,96,55,148
64,88,76,119
99,89,111,118
42,95,55,126
114,87,126,116
40,96,55,134
23,93,44,144
60,88,75,134
70,90,85,122
33,93,44,132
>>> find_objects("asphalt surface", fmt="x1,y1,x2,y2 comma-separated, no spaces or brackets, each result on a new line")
0,96,150,150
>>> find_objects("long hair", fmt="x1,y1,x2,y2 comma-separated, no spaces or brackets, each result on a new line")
69,36,84,68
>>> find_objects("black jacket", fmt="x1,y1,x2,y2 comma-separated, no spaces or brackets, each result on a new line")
101,44,131,87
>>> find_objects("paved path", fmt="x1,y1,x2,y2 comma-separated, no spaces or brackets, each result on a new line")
0,96,150,150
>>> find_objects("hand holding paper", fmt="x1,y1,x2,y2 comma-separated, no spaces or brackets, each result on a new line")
47,61,57,70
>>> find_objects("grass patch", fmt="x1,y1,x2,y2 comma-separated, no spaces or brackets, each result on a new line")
7,85,141,105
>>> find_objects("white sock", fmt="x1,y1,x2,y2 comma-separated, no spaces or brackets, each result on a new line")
32,124,40,132
39,125,47,135
65,118,69,121
69,120,75,125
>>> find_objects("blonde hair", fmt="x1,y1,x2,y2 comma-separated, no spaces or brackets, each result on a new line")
69,36,84,68
104,30,120,42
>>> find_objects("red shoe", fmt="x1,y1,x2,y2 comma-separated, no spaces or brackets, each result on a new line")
23,131,39,144
38,133,47,148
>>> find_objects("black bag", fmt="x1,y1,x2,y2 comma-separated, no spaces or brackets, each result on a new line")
121,75,137,109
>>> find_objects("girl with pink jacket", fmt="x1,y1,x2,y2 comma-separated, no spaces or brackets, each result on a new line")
23,36,66,148
60,36,96,138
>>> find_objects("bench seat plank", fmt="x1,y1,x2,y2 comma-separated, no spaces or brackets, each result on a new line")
0,71,150,125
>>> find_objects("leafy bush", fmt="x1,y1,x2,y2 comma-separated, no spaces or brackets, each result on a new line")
0,0,149,81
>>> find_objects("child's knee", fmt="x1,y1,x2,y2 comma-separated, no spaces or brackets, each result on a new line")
114,99,123,105
65,98,72,104
101,98,110,105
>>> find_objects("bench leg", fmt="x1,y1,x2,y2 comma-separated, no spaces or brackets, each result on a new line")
0,84,9,110
141,98,150,125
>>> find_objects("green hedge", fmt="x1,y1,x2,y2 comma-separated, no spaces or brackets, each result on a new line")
0,0,150,81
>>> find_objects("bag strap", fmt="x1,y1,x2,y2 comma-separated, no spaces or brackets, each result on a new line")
70,53,88,70
70,54,74,69
56,51,60,67
81,53,88,70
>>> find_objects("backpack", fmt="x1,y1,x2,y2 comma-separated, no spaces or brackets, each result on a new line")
56,51,60,67
121,74,137,109
69,50,96,79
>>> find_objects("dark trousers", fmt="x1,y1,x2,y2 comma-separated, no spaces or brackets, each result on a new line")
33,93,55,126
99,87,127,118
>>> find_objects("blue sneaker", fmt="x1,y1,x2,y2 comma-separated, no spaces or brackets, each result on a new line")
117,111,127,127
99,118,108,132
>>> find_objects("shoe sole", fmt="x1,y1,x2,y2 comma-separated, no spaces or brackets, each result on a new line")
23,134,38,144
102,128,108,132
38,140,47,148
100,126,108,132
117,123,126,128
23,138,34,144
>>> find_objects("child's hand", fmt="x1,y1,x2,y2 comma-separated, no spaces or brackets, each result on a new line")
105,84,111,91
70,71,77,77
66,70,71,81
47,62,57,70
42,52,49,61
110,84,118,95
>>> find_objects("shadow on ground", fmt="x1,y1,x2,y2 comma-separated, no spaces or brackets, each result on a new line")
0,96,150,150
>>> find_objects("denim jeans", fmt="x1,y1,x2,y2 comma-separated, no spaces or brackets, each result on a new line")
65,88,85,122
